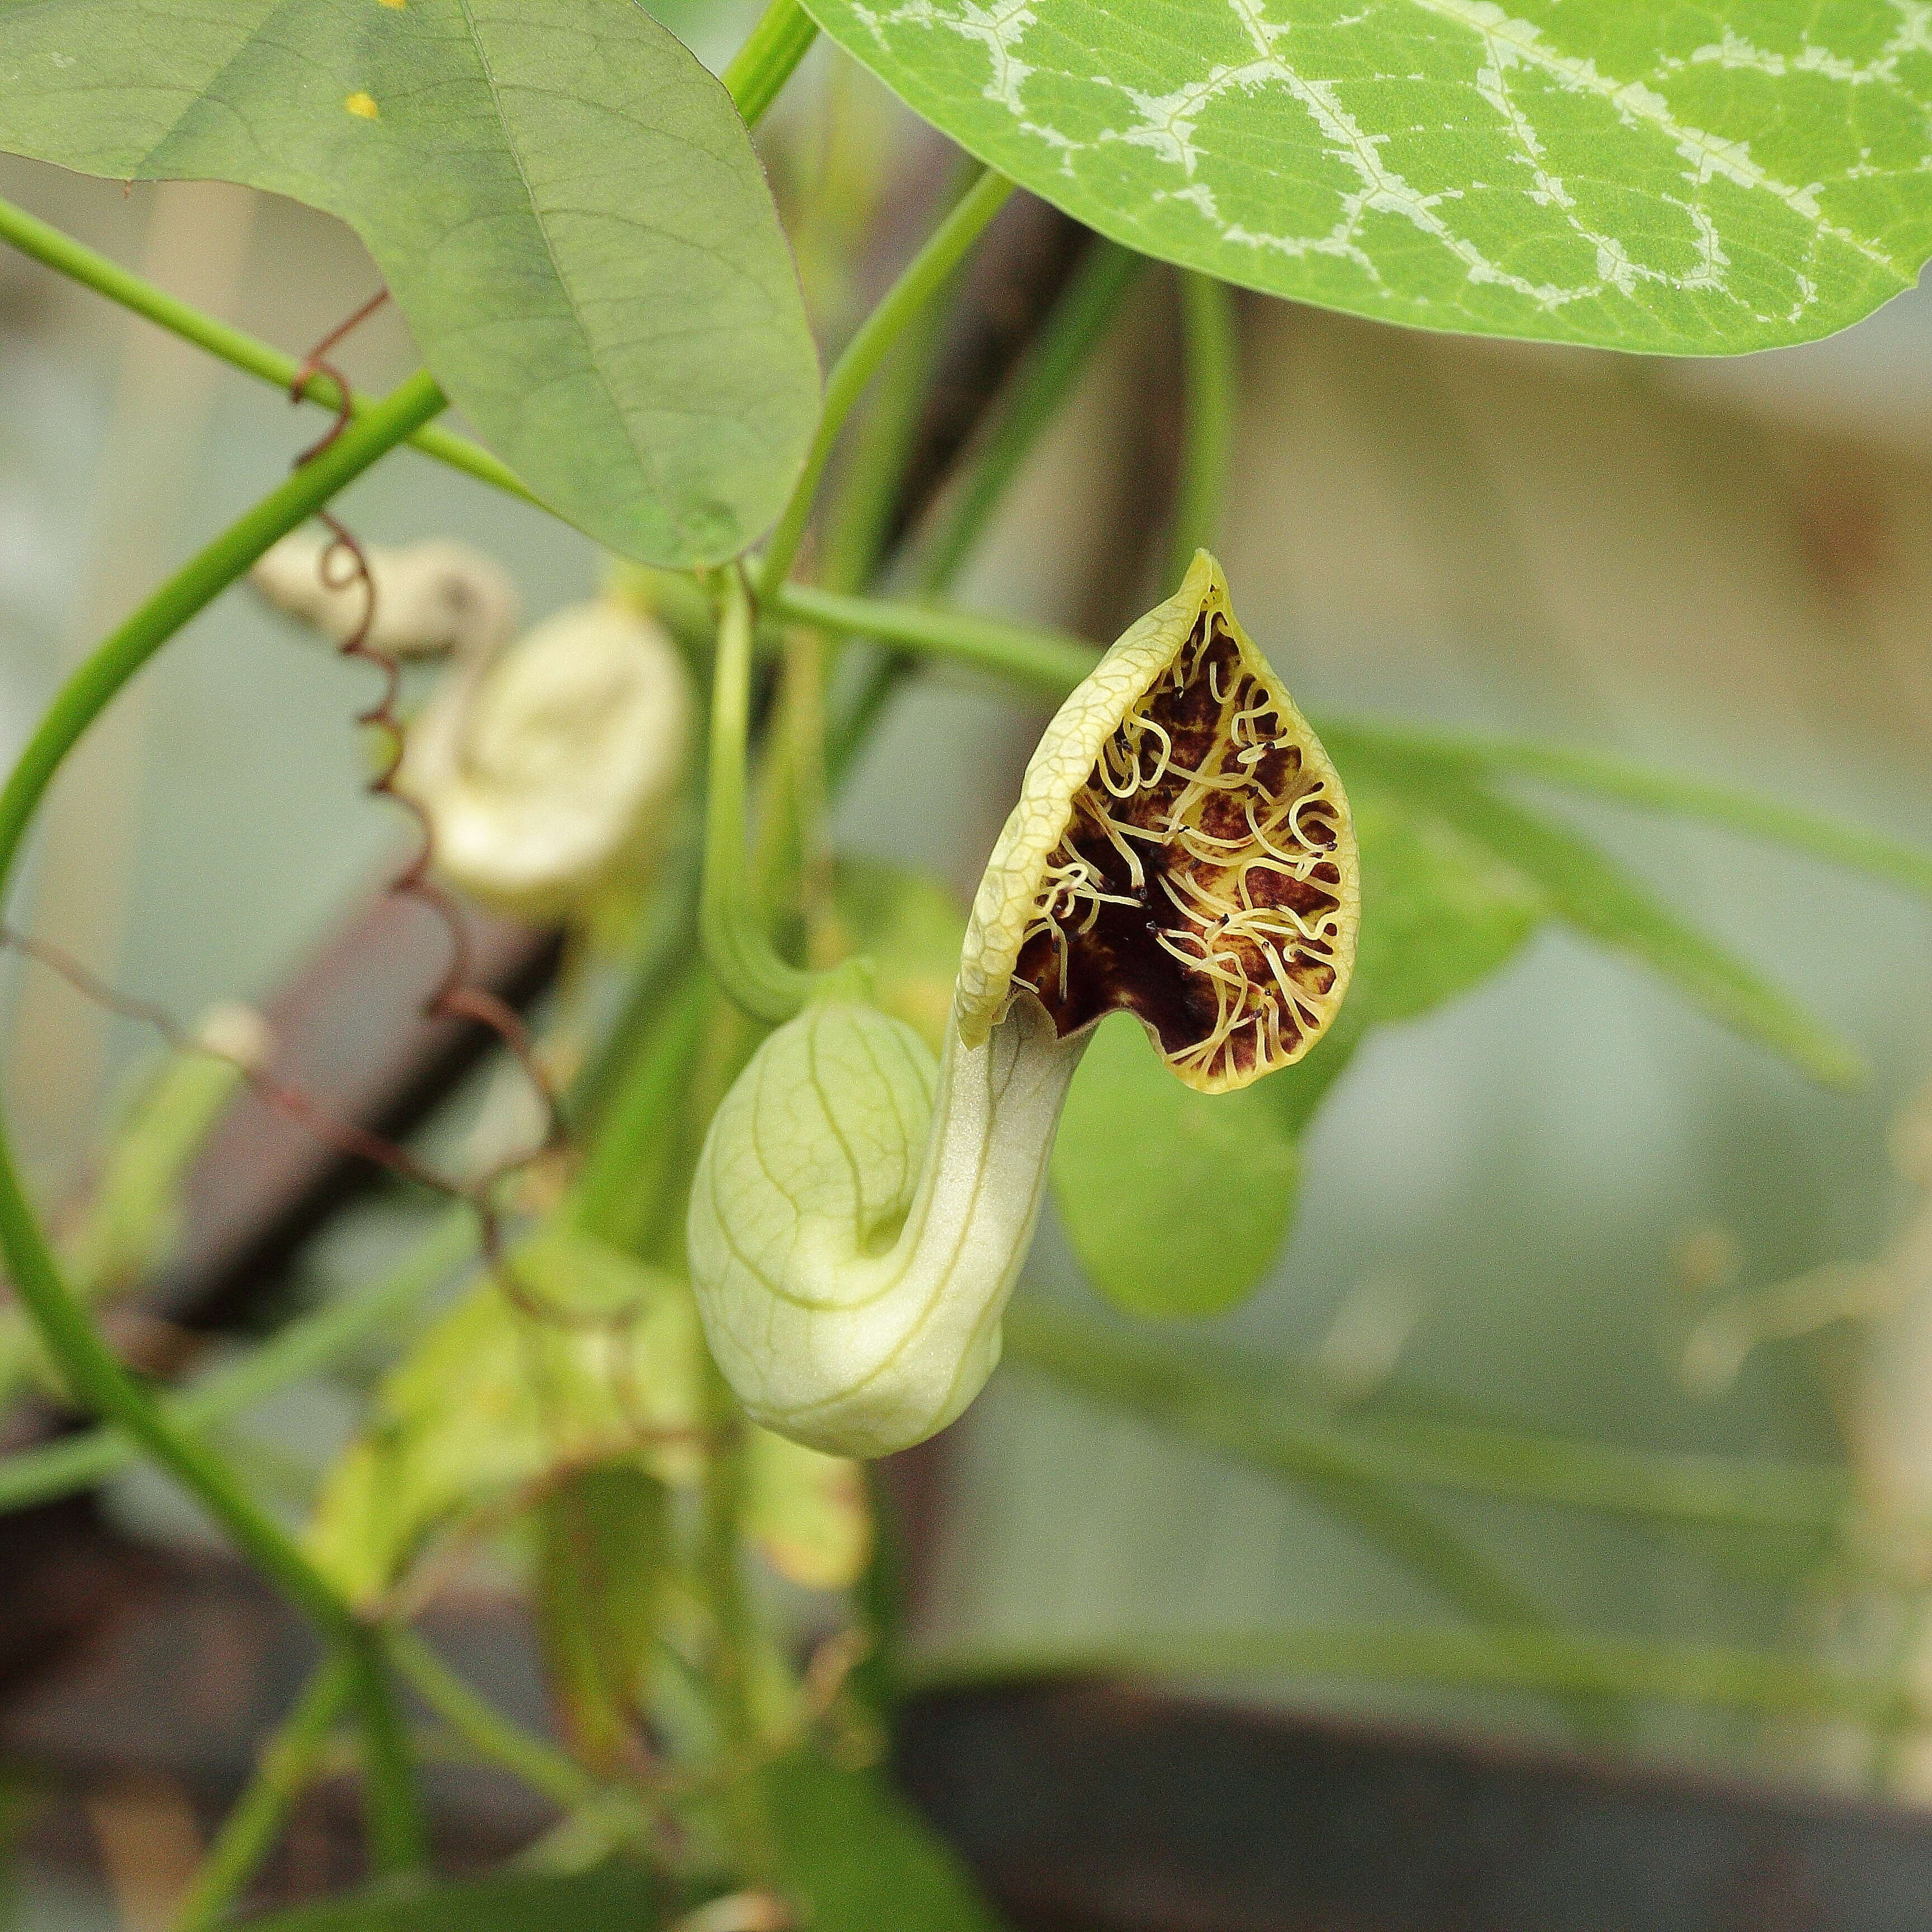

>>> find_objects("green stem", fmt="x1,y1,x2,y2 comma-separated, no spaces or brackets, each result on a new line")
774,583,1097,694
908,1624,1924,1731
1167,271,1238,588
1002,1305,1848,1541
913,239,1144,597
345,1631,424,1873
172,1652,357,1932
1001,1309,1611,1737
388,1630,603,1815
0,1205,476,1516
700,570,824,1025
0,195,530,507
816,257,960,598
697,1393,776,1878
757,167,1016,600
766,591,1932,911
722,0,820,127
1322,716,1932,898
0,367,447,1869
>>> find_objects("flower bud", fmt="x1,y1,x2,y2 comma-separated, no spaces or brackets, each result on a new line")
396,601,694,919
250,529,520,659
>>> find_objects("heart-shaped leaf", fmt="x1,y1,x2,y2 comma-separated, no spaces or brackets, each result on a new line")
1344,782,1543,1034
802,1,1932,354
0,1,820,565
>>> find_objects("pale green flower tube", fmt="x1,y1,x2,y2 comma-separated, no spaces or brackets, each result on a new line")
690,554,1359,1455
690,992,1082,1457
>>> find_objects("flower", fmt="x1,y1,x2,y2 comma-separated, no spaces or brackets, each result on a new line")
689,554,1358,1454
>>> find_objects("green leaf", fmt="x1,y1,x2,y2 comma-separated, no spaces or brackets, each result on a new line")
1053,1012,1299,1318
801,0,1932,354
239,1864,655,1932
1049,785,1541,1315
1257,778,1546,1143
766,1751,1007,1932
1439,781,1864,1087
0,1,820,566
1346,782,1543,1033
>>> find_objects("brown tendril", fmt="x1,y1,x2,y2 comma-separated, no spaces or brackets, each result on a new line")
0,921,449,1199
285,287,391,451
280,306,595,1328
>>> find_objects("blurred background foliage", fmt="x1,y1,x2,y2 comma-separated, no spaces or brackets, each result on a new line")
3,0,1932,1923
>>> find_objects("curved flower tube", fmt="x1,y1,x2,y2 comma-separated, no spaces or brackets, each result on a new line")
690,553,1358,1455
394,600,694,920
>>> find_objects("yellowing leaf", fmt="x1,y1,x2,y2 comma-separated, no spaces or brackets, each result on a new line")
308,1230,704,1604
743,1428,872,1591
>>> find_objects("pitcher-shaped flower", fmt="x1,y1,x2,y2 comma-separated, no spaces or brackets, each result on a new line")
689,553,1359,1455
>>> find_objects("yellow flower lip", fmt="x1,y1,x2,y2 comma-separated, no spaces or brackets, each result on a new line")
957,550,1358,1093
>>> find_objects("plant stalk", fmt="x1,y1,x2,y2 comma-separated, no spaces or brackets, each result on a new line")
767,593,1932,908
0,1,806,507
0,1205,477,1514
1167,270,1238,588
389,1630,603,1815
774,582,1097,693
172,1652,357,1932
700,569,825,1024
1323,717,1932,898
756,167,1016,600
722,0,820,127
0,195,530,505
1003,1303,1849,1540
1003,1308,1612,1735
0,367,449,1869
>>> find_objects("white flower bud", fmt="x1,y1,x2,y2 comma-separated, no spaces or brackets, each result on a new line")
250,530,520,660
395,600,693,919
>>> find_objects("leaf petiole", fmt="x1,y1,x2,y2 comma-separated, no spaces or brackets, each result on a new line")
722,0,821,129
756,167,1017,600
700,569,841,1025
1167,270,1238,588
